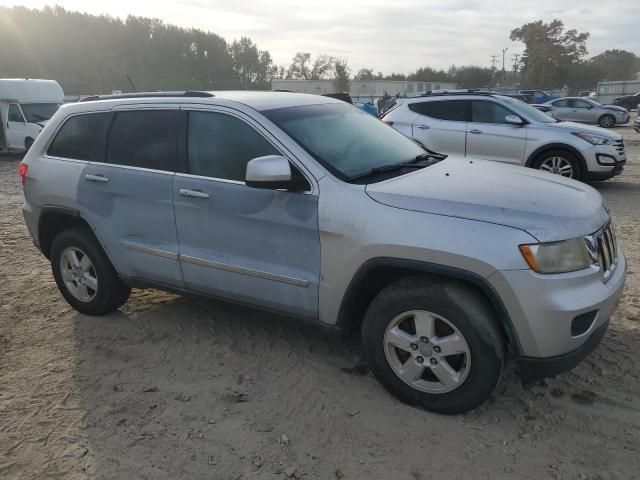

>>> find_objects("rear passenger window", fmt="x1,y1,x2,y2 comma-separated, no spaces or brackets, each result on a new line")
408,100,467,121
107,110,177,171
48,113,111,161
471,101,512,124
187,111,279,181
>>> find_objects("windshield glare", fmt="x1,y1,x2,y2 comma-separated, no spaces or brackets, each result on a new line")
498,96,557,123
264,103,427,180
20,103,60,123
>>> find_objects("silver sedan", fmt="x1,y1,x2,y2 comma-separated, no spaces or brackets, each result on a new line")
541,97,630,128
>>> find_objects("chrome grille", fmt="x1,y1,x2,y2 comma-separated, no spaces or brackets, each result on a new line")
595,223,617,280
613,139,625,156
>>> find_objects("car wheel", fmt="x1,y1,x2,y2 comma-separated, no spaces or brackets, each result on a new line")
361,276,505,414
50,227,131,315
533,150,582,180
598,114,615,128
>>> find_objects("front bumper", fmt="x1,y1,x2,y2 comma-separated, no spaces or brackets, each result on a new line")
488,249,626,362
634,120,640,132
583,143,627,180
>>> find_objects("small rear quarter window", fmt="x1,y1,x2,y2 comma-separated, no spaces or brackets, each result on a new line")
48,113,111,161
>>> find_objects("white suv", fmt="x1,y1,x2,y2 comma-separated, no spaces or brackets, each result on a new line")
381,92,627,181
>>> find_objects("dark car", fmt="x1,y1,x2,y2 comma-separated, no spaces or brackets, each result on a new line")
322,92,353,104
613,92,640,111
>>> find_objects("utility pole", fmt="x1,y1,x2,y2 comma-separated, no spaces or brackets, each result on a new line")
502,48,508,74
490,55,498,87
512,54,520,72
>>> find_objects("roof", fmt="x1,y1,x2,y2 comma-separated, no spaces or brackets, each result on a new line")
74,90,343,112
0,79,64,103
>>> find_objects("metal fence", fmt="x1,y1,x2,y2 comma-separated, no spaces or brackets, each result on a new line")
596,80,640,105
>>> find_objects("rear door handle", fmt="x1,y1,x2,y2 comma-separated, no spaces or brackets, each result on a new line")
468,129,483,134
416,125,430,130
84,174,109,183
179,188,210,199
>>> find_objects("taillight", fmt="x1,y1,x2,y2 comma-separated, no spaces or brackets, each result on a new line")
19,163,28,186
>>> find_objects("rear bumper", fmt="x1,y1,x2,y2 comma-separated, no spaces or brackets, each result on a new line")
517,321,608,381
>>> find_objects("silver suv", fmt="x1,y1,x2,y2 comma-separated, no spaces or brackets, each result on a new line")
381,92,627,181
21,91,627,414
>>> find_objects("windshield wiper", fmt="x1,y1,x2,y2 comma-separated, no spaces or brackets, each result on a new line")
350,151,447,181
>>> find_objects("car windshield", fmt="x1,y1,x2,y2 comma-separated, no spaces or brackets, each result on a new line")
498,96,557,123
264,103,429,181
20,103,60,123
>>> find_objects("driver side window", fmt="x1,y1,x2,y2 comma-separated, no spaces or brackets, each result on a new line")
471,101,512,124
569,99,590,109
8,104,24,123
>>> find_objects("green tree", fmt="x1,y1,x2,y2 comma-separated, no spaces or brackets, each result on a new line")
510,19,589,88
354,68,374,81
332,58,351,92
228,36,275,89
448,66,493,89
286,52,334,80
590,49,640,81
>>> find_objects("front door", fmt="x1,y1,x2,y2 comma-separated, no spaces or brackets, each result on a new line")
6,103,29,149
409,99,467,155
569,99,596,123
78,108,184,287
465,100,527,164
173,108,320,318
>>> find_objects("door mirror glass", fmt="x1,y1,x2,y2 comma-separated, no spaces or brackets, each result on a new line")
505,114,524,125
245,155,292,190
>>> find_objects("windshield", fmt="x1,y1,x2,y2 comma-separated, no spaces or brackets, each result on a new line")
264,103,428,181
498,96,557,124
20,103,60,123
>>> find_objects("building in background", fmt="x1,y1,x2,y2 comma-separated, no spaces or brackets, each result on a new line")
272,79,457,102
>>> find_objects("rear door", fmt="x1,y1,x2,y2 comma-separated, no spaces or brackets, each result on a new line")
173,107,320,318
465,99,526,164
6,103,29,148
409,99,467,155
78,107,183,287
549,99,573,121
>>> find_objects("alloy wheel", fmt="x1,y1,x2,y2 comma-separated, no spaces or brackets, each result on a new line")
383,310,471,394
59,247,98,302
539,156,574,178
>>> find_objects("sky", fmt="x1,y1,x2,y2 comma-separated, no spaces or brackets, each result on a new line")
2,0,639,74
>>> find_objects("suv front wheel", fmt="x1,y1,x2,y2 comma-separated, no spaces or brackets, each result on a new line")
361,276,505,414
533,150,582,180
50,227,131,315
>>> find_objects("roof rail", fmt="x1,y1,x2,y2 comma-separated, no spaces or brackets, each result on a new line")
78,91,214,102
413,89,497,98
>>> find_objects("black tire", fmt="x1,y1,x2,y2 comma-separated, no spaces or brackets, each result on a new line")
24,137,34,152
361,276,505,414
532,149,583,181
50,227,130,315
598,114,615,128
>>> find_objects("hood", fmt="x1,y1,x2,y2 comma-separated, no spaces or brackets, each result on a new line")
602,105,628,113
365,157,608,243
544,121,622,140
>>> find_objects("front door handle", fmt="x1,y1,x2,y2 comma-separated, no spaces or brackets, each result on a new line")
179,188,210,199
468,129,483,134
84,174,109,183
416,124,430,130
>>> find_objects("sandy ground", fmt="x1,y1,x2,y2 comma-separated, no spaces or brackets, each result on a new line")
1,118,640,480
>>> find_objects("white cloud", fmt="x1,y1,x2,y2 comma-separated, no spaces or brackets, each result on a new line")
4,0,639,73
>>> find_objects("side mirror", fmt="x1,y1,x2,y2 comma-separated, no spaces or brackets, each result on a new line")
245,155,292,190
505,114,524,126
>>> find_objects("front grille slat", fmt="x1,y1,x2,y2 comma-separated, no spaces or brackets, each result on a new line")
594,222,618,281
613,140,625,155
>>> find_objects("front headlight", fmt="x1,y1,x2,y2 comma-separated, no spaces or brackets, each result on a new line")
519,237,595,273
572,132,613,146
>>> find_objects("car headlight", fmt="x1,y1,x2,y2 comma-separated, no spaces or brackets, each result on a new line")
519,238,596,273
572,132,613,146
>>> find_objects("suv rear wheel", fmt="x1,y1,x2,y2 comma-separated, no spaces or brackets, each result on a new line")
533,150,582,180
361,276,504,414
50,227,130,315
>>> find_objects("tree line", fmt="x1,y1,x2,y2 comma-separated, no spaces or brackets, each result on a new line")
0,6,638,94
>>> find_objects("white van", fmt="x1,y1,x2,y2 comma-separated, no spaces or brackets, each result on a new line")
0,79,64,154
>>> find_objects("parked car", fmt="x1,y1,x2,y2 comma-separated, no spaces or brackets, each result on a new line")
613,92,640,111
381,92,627,181
542,97,630,128
322,92,353,104
503,93,535,104
519,89,557,103
0,78,63,154
635,114,640,133
21,91,626,414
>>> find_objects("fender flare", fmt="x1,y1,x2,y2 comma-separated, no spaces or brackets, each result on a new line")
337,257,523,355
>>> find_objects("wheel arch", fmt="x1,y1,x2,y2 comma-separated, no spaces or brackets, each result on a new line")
525,143,587,173
38,206,99,260
336,257,523,355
